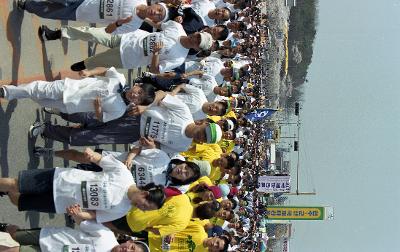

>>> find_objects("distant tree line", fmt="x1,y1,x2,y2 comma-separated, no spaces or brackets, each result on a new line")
287,0,318,104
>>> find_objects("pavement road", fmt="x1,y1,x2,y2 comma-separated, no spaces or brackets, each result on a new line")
0,1,134,229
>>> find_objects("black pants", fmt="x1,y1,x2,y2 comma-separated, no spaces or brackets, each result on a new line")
43,113,141,146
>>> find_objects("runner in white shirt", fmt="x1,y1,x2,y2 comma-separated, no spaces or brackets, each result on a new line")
0,205,150,252
170,84,208,118
0,67,155,123
119,20,190,72
190,0,216,26
185,56,225,78
24,0,171,34
133,91,223,155
131,57,221,92
206,84,239,102
188,73,219,98
190,0,232,27
32,147,203,193
0,148,165,223
48,21,214,72
169,83,230,120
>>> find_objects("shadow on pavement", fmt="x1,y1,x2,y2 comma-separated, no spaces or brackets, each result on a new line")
6,2,24,85
61,20,69,55
40,41,55,81
24,109,41,228
0,100,18,177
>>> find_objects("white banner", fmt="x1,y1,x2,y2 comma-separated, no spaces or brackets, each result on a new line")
257,176,291,193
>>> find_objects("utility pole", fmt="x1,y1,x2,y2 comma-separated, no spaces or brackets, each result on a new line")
284,190,316,196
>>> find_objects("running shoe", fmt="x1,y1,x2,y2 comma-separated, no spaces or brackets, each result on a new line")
33,146,53,159
38,25,61,41
16,0,25,10
29,122,45,138
0,223,9,232
71,61,86,71
142,72,155,78
0,87,4,98
42,107,61,116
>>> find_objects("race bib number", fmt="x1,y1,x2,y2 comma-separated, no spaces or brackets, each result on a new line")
81,181,112,210
143,116,169,143
62,244,94,252
99,0,123,20
132,164,154,187
142,34,163,56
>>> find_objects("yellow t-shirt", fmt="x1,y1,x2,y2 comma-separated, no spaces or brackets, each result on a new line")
149,219,208,252
209,217,225,227
188,176,213,190
126,194,193,237
209,111,237,121
181,143,222,163
187,176,214,207
218,139,235,153
209,165,222,184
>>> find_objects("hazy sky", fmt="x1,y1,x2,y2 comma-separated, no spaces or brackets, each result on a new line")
288,0,400,251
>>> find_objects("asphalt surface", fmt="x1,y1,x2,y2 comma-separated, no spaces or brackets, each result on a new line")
0,1,134,229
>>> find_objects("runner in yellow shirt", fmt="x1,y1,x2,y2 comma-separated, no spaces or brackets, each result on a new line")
181,143,222,164
126,194,193,237
148,218,208,252
208,154,236,184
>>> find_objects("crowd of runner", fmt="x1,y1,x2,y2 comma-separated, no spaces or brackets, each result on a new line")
0,0,274,251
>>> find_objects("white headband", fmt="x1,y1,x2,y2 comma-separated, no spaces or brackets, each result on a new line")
130,239,150,252
227,119,235,131
158,3,169,22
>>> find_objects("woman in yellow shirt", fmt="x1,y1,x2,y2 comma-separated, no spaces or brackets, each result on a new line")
148,218,208,252
103,194,193,238
181,143,222,164
149,220,231,252
125,194,193,237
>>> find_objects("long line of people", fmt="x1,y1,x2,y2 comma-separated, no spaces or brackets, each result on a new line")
1,0,272,251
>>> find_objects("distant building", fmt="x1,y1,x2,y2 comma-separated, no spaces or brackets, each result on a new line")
275,152,290,173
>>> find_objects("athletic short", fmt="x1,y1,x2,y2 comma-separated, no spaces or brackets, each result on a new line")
15,229,41,252
111,216,132,234
18,169,56,213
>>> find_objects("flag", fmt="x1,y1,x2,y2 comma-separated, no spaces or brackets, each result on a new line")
265,129,274,139
245,108,277,122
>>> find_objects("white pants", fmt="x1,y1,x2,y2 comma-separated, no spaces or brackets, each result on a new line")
4,80,68,112
60,26,123,69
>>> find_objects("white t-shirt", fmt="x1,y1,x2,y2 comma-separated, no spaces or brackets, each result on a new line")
185,57,224,81
53,155,135,223
206,92,217,102
175,85,208,120
63,67,127,122
101,149,171,187
140,94,194,155
188,74,218,98
214,0,236,12
214,72,224,85
120,21,189,71
76,0,146,34
190,0,216,26
39,221,118,252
